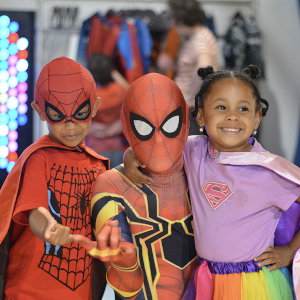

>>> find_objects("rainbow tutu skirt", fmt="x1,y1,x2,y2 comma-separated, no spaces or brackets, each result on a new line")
182,257,294,300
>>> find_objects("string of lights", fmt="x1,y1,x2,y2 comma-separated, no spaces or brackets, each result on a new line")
0,15,29,173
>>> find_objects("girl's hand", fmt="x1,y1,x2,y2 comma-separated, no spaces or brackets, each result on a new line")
123,147,153,188
37,207,73,245
254,245,293,271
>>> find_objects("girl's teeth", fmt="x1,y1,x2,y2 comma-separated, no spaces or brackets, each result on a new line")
223,128,239,132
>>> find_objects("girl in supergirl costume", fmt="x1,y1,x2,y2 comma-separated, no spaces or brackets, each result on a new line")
124,66,300,299
181,65,300,300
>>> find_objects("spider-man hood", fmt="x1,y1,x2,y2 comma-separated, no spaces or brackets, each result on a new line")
121,73,190,173
34,56,97,124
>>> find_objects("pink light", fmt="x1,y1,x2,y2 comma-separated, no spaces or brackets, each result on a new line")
8,66,18,76
17,82,27,93
8,141,18,152
7,55,18,66
8,88,18,97
17,93,28,103
0,104,8,113
7,130,18,141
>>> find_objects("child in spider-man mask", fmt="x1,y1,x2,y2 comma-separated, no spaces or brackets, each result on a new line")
0,56,137,300
72,72,198,300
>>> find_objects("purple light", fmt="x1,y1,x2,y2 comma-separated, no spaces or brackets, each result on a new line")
7,55,18,66
8,141,18,152
0,104,8,113
17,104,28,115
7,130,18,141
8,66,17,76
17,93,27,103
17,82,27,93
8,88,18,97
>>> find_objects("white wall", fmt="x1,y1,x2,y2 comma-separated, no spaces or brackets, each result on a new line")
257,0,300,161
2,0,300,162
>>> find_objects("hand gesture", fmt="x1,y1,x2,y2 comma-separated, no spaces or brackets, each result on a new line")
72,220,137,268
123,147,153,188
254,245,293,271
73,220,144,297
38,206,73,246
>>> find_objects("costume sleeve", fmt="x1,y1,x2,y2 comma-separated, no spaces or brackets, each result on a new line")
269,170,300,211
90,172,144,299
13,150,48,225
108,210,143,300
113,211,133,243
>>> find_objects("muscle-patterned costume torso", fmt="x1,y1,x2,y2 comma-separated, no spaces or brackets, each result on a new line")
91,163,197,300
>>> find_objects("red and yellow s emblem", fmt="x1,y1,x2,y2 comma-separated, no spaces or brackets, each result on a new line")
202,182,232,211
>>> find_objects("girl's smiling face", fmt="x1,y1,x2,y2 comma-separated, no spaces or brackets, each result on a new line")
197,79,262,152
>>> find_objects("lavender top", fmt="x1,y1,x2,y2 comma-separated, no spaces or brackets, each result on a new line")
183,135,300,262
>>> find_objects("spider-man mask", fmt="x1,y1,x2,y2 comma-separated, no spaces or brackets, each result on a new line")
34,56,97,125
121,73,190,173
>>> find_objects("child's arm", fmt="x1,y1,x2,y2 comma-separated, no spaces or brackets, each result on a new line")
255,196,300,271
29,207,73,245
111,69,129,90
73,220,143,299
123,147,153,188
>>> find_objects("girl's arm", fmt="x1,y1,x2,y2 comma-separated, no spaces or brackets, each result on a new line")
255,196,300,271
123,147,153,188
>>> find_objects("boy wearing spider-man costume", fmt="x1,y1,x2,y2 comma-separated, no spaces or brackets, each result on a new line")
0,56,122,300
78,73,198,300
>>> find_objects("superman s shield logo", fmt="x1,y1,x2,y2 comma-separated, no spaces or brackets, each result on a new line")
202,182,232,211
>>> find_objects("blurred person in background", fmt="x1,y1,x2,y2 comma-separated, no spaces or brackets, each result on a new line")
86,53,129,168
157,0,220,135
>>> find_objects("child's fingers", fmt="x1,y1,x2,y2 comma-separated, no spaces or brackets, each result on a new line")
254,247,273,261
109,226,121,250
72,234,95,251
103,219,119,228
119,241,135,255
48,224,71,245
267,263,280,272
257,257,275,267
129,173,153,187
97,225,113,250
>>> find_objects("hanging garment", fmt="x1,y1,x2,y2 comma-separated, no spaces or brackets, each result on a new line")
224,12,265,77
77,13,153,82
86,14,121,59
117,19,153,84
223,12,247,70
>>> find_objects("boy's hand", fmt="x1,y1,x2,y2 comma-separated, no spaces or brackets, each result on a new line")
254,245,293,271
38,207,73,246
123,147,153,188
73,220,136,268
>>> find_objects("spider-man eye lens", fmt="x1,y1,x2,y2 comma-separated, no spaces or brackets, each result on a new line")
130,111,155,141
46,102,66,122
73,99,91,121
160,106,183,138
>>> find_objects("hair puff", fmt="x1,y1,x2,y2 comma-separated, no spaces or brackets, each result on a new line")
197,66,214,80
242,65,260,79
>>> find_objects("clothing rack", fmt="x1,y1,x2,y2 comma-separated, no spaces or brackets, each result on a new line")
39,0,256,7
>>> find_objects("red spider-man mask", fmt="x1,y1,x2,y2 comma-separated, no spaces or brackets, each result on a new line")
121,73,190,173
34,56,97,125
